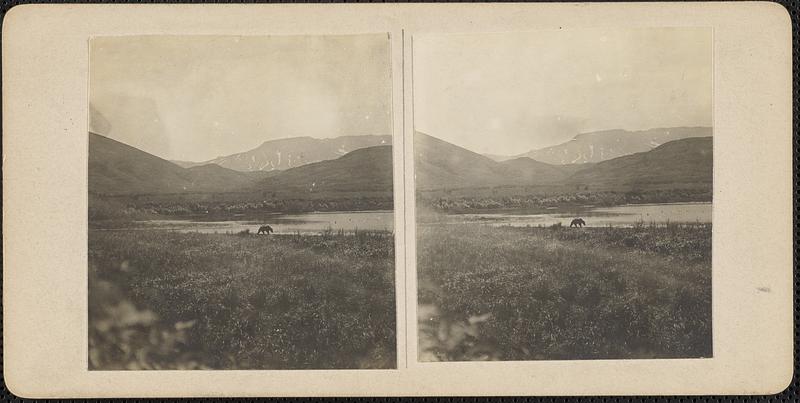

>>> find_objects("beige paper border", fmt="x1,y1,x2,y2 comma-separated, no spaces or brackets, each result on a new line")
2,2,793,397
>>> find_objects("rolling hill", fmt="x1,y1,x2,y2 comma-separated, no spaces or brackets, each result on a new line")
90,132,393,197
566,136,713,188
414,132,574,190
490,127,712,165
254,145,393,194
89,133,268,195
414,132,514,189
185,164,280,190
498,157,579,184
173,134,392,172
415,132,712,192
91,129,710,199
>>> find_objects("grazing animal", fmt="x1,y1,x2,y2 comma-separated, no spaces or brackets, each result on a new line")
257,225,274,235
569,218,586,228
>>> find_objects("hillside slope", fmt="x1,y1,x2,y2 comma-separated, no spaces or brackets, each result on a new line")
90,132,196,195
176,135,392,172
415,132,712,192
498,157,576,184
255,145,394,193
89,133,266,195
414,132,512,189
497,127,712,165
415,132,576,190
567,137,713,188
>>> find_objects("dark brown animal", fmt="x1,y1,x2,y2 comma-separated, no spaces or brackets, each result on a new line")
569,218,586,228
257,225,274,234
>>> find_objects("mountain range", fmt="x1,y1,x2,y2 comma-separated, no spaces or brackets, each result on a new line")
89,133,277,195
414,133,571,190
257,145,393,194
566,136,712,188
89,130,711,197
414,131,712,191
90,132,390,196
488,127,712,165
172,135,391,172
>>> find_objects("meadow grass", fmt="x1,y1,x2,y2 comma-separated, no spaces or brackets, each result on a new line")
417,223,711,361
89,230,396,370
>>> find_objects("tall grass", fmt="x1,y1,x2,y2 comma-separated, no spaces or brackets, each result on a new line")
89,230,396,370
420,188,712,213
417,224,711,361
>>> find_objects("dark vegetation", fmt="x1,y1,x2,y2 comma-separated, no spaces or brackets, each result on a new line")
418,188,711,213
89,194,392,225
89,230,396,370
417,223,712,361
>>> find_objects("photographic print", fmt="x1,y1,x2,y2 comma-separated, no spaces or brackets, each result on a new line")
414,28,713,361
3,2,795,397
88,34,396,370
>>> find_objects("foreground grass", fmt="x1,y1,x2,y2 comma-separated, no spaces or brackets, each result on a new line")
417,223,711,361
89,230,396,370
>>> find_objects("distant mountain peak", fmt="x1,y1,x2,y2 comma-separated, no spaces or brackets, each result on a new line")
518,126,712,165
417,132,712,193
176,134,392,172
90,132,392,197
254,145,393,194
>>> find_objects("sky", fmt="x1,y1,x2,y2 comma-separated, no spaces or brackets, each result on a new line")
90,34,392,161
413,28,713,155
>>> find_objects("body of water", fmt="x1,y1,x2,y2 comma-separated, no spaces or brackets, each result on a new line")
435,202,711,228
137,210,394,234
115,203,707,234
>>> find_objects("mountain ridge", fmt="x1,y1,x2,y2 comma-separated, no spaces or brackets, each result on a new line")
89,132,392,197
566,136,712,188
89,130,710,198
487,126,712,165
254,145,393,194
415,131,712,192
415,132,584,190
173,134,392,172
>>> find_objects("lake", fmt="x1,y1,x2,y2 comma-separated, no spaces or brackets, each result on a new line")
115,203,708,234
432,202,711,228
136,210,395,234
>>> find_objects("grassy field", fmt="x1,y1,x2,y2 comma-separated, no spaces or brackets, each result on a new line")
89,229,396,370
417,223,712,361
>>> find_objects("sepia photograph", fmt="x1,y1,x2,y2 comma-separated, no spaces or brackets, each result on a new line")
87,34,397,370
414,28,714,361
2,2,795,397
